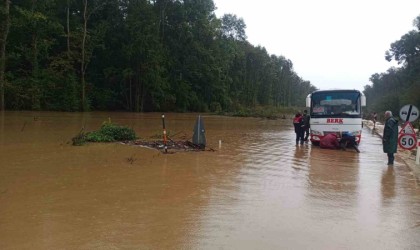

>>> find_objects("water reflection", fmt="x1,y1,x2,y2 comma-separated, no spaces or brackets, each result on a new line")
293,145,308,169
0,112,420,249
381,166,396,201
308,147,359,193
306,146,360,225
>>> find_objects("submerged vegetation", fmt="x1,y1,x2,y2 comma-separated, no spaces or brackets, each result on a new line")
72,121,136,146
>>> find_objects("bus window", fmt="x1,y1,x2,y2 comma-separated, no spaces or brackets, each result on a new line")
313,105,325,114
310,91,362,118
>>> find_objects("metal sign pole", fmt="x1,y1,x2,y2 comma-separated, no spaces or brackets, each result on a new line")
162,114,168,153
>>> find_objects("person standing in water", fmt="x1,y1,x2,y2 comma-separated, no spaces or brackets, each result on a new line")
293,112,304,145
383,111,398,165
373,112,377,129
302,110,310,142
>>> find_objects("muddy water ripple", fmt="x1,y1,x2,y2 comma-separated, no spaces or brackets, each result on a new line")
0,112,419,249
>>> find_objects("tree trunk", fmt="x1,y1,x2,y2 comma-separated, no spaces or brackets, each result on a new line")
0,0,10,111
140,78,145,112
81,0,87,111
67,0,70,58
31,33,41,110
129,77,132,111
135,77,140,112
31,33,39,76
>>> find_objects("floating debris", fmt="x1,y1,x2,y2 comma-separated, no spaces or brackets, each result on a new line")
122,139,215,153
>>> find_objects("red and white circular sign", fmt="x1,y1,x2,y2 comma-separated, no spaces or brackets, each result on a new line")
398,134,417,150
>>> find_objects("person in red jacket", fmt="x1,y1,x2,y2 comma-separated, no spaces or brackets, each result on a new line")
320,133,340,149
293,112,304,145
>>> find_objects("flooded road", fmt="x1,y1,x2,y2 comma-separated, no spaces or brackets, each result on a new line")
1,112,419,249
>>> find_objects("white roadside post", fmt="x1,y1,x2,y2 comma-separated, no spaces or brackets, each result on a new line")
416,141,420,165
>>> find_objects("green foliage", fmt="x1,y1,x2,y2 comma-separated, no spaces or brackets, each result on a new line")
5,0,316,113
72,131,87,146
91,87,117,110
231,105,300,119
72,121,137,145
221,14,247,41
85,130,115,142
209,102,222,113
92,122,136,141
365,15,420,117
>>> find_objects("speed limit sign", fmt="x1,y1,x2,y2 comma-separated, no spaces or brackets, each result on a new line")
398,134,417,150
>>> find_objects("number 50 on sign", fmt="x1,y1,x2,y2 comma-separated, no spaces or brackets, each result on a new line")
398,134,417,150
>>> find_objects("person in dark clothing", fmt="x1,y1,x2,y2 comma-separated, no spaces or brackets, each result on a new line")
383,111,398,165
302,110,310,142
293,112,304,145
339,132,360,153
372,112,377,129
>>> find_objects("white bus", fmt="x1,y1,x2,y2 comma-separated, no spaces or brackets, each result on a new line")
306,89,366,145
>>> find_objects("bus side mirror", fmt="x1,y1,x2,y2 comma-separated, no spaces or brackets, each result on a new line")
361,95,366,107
306,95,311,108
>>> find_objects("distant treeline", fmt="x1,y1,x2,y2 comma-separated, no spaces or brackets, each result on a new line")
0,0,316,112
364,15,420,121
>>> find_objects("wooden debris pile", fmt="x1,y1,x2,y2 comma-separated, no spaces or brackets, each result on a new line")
122,139,215,153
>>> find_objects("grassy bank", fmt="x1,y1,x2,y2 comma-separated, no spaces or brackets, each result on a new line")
216,106,306,119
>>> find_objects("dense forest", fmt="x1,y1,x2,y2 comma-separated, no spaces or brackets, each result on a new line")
0,0,316,112
364,15,420,120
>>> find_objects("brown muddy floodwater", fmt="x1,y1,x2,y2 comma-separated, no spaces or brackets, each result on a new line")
0,111,420,249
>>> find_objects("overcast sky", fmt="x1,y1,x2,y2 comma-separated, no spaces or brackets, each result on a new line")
213,0,420,91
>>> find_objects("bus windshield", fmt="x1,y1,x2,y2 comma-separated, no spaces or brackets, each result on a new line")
311,91,361,118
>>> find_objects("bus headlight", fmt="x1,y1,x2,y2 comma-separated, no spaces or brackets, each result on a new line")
311,130,322,136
